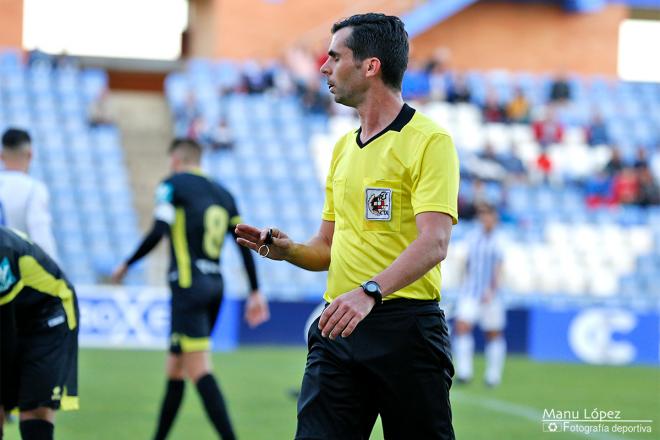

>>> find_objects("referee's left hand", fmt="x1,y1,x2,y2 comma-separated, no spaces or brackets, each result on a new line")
319,287,375,340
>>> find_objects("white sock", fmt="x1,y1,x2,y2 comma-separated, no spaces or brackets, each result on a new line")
454,333,474,380
485,337,506,385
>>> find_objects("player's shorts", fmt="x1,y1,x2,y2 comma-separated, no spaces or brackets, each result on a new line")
169,275,223,354
1,302,79,412
455,296,506,331
296,299,455,440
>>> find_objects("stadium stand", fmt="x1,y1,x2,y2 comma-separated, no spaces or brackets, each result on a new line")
166,60,659,305
0,49,144,284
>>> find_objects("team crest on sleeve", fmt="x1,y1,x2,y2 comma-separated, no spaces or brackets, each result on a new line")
0,257,16,292
365,188,392,221
155,183,173,204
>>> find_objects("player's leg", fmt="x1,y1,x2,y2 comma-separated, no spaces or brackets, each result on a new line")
181,286,236,440
18,407,55,440
179,350,235,440
16,310,78,440
480,299,507,387
453,297,478,382
364,303,455,440
152,351,186,440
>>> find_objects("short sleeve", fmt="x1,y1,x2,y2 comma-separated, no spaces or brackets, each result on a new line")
321,168,335,222
322,138,345,222
410,133,459,224
26,182,58,260
153,181,175,224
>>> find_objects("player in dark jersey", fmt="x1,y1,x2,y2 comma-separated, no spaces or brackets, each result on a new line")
0,226,79,440
111,138,268,440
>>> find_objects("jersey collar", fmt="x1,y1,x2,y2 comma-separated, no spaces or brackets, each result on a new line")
355,103,416,149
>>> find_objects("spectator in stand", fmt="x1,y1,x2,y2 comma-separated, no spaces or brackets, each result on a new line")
302,86,330,115
636,166,660,206
174,92,199,137
604,148,625,176
27,48,52,69
239,61,271,94
633,146,649,169
272,59,297,96
586,112,609,146
88,89,114,127
206,118,235,151
479,143,505,168
506,87,530,123
549,74,571,103
500,145,527,179
447,73,472,103
650,146,660,183
187,116,206,141
54,51,79,72
459,179,491,220
425,48,451,102
535,150,553,184
533,108,564,147
285,46,320,92
612,167,639,205
482,90,506,123
585,171,613,207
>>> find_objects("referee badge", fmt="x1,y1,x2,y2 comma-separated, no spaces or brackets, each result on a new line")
365,188,392,221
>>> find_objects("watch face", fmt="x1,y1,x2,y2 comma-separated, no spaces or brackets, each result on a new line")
365,282,378,294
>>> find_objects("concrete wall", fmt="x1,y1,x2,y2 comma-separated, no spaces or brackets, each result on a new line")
190,0,627,75
411,1,628,75
189,0,421,59
0,0,23,48
0,0,628,76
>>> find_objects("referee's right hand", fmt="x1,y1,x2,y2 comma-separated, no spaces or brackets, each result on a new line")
235,224,292,260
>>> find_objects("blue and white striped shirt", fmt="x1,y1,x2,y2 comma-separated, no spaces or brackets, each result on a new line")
461,227,503,299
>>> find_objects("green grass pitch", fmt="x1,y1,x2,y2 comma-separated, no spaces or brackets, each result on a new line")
4,348,659,439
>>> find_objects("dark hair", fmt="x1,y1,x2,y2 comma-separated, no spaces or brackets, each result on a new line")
331,13,409,90
2,128,31,150
169,138,202,162
476,202,497,215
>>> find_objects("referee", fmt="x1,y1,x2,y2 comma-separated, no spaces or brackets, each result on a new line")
236,13,459,439
0,226,79,440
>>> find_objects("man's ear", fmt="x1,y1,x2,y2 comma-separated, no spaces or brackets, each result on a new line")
364,58,381,79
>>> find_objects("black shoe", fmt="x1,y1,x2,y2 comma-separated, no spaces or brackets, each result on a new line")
287,387,300,399
455,377,472,385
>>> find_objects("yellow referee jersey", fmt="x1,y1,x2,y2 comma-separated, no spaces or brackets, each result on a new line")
322,104,459,302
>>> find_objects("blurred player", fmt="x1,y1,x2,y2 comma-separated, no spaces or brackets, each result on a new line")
0,226,79,440
0,128,58,260
111,138,269,440
453,203,506,387
237,13,458,439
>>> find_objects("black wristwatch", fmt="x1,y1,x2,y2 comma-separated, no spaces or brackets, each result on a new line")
360,281,383,305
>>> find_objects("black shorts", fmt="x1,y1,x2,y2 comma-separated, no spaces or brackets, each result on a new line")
1,303,79,412
296,299,455,440
169,275,223,354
